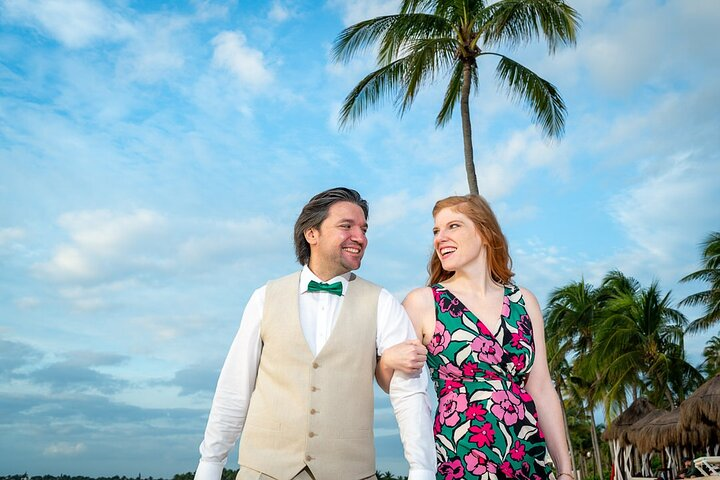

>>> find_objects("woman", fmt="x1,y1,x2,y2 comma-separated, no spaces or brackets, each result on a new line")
378,195,572,480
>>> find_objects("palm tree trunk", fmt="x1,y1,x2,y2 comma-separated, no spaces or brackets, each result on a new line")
557,383,578,477
460,61,479,195
587,402,604,479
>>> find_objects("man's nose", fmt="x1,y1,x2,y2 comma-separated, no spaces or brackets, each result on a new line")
352,227,367,244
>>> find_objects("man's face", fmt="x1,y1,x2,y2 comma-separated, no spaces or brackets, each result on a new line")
306,201,368,280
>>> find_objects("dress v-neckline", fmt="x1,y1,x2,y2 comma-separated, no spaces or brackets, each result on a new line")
436,283,508,342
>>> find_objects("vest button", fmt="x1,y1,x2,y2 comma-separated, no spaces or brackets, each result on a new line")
312,362,319,369
309,431,316,437
305,455,313,461
310,408,317,414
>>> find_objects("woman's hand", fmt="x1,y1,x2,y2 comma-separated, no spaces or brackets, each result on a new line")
381,339,427,374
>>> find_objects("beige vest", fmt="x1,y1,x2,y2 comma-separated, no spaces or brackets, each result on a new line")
239,271,380,480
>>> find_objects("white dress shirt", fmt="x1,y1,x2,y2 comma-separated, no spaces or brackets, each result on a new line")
195,266,435,480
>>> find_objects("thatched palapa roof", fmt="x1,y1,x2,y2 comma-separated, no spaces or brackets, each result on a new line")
604,398,657,443
679,373,720,429
635,408,680,453
626,409,666,453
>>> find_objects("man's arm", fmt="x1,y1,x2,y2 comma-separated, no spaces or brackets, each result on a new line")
194,287,265,480
377,289,436,480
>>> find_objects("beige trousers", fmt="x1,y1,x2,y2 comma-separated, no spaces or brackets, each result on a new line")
236,466,377,480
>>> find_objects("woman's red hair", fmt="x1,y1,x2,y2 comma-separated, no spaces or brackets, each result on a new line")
428,195,514,286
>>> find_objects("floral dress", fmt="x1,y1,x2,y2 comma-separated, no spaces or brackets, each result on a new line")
428,284,553,480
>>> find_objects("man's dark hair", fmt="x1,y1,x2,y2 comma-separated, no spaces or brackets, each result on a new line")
293,187,369,265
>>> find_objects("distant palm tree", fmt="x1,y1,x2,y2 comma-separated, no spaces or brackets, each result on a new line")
681,231,720,333
701,334,720,377
332,0,580,194
594,276,701,409
545,279,604,479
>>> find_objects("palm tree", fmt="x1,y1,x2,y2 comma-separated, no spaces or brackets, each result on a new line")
332,0,580,194
681,231,720,333
593,275,701,410
701,334,720,377
545,279,605,479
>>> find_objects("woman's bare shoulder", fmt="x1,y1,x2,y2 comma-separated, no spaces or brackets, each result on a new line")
403,286,435,309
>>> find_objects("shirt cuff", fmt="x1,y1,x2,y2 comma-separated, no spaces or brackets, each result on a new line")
194,460,225,480
408,468,436,480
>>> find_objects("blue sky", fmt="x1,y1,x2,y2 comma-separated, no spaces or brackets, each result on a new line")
1,0,719,477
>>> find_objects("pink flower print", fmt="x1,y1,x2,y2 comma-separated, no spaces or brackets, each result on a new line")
439,391,468,427
511,332,525,348
438,459,465,480
512,383,534,404
483,370,500,381
500,461,514,477
438,363,463,382
433,413,442,434
439,379,463,396
466,403,487,421
490,390,525,426
501,296,510,318
510,440,526,461
462,361,480,377
471,336,503,363
511,354,526,372
429,322,451,355
468,422,495,448
464,449,498,476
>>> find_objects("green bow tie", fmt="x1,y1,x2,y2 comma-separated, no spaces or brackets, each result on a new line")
307,280,343,296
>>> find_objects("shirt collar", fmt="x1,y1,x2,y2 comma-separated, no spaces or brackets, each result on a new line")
300,265,350,295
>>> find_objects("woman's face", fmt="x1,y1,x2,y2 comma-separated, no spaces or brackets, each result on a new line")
433,207,485,272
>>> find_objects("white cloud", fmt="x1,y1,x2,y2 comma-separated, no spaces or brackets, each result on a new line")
43,441,87,456
536,0,720,96
327,0,400,26
476,127,571,200
15,296,40,309
0,227,25,247
268,1,291,22
371,191,411,227
211,31,273,90
34,209,168,284
2,0,134,48
606,153,720,283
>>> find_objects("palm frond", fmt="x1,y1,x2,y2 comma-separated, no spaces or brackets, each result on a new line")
338,58,408,128
482,0,580,53
333,15,403,63
436,61,465,126
378,13,455,65
490,53,566,138
687,307,720,334
400,37,458,113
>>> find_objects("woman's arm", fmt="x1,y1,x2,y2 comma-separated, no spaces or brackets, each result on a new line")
375,287,435,392
521,287,573,477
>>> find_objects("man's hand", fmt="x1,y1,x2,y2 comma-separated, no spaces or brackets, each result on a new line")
381,339,427,374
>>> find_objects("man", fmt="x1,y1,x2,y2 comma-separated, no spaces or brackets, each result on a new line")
194,187,435,480
677,458,700,479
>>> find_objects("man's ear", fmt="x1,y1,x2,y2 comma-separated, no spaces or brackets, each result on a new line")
304,227,318,246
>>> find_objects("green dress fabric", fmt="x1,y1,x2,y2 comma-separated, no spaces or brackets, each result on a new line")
428,284,553,480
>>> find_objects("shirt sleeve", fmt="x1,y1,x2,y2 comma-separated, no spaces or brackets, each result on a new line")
194,286,265,480
377,289,437,480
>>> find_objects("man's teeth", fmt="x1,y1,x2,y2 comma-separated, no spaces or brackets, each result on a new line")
343,247,360,253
